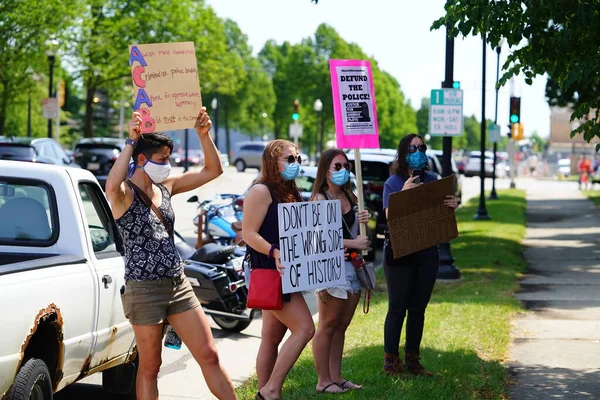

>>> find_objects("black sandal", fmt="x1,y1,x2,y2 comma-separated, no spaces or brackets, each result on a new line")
319,382,346,393
338,380,363,390
256,391,265,400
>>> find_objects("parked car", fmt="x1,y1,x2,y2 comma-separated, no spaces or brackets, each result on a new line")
230,141,268,172
73,137,125,189
230,141,309,172
0,160,138,399
430,149,463,204
171,149,204,167
464,151,495,178
455,158,466,174
558,158,571,177
0,137,79,167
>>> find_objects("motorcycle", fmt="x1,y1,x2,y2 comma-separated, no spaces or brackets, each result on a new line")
188,194,244,248
173,230,254,333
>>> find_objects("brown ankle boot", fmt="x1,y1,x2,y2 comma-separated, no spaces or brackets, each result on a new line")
382,352,404,376
404,352,433,376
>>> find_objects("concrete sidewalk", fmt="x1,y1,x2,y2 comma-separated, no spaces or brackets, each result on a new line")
509,180,600,399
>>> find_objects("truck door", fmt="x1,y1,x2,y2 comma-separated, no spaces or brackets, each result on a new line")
77,181,134,368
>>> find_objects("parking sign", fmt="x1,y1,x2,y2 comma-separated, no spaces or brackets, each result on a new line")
429,89,463,136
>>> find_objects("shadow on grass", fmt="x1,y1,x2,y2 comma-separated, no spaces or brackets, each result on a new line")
239,345,506,400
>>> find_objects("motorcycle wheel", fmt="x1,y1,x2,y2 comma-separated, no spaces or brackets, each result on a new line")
212,316,252,333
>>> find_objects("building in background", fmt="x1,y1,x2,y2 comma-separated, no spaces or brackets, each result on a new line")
547,107,599,174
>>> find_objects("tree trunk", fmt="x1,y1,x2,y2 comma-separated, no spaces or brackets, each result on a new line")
0,80,10,136
84,85,95,137
274,122,281,139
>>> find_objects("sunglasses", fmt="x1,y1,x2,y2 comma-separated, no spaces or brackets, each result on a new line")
282,155,302,164
408,144,427,153
331,162,352,172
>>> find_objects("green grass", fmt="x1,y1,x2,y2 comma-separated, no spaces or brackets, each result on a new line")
586,191,600,207
236,190,527,400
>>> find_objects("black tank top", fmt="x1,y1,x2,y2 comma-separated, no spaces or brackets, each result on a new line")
115,183,182,281
247,185,279,270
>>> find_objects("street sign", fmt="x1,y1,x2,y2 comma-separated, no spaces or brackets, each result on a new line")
429,89,463,136
489,124,501,143
43,98,59,119
289,122,303,145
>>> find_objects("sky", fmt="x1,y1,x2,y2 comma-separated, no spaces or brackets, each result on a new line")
205,0,551,139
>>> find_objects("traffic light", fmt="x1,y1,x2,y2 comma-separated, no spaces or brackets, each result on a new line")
510,123,524,141
509,96,521,124
518,123,524,140
452,81,460,89
292,99,300,121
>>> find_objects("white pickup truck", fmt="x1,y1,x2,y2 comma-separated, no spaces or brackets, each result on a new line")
0,160,137,399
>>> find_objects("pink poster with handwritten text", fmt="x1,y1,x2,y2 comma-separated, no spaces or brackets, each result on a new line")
329,60,379,149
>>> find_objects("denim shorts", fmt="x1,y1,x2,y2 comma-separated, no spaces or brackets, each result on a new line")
317,260,362,299
120,274,200,326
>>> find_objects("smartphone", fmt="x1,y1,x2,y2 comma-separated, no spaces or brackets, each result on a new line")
413,169,425,183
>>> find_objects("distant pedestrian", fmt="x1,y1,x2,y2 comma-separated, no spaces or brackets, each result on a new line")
242,139,315,400
527,154,539,176
106,109,238,400
381,134,459,377
310,148,370,394
578,155,592,190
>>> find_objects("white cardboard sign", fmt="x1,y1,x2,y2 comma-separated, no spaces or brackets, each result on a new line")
278,200,345,294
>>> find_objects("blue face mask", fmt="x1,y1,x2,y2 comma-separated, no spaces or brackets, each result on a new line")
330,169,350,186
405,150,428,170
281,162,300,181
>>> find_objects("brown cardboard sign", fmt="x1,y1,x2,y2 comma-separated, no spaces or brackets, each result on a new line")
387,175,458,258
128,42,202,133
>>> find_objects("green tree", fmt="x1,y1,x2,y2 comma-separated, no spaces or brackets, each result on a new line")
259,24,416,155
0,0,80,135
463,115,480,150
432,0,600,149
529,131,548,153
66,0,232,137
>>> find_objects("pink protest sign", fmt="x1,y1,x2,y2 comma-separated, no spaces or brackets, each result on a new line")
329,60,379,149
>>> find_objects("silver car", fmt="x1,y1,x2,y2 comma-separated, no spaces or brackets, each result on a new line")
230,141,268,172
230,141,308,172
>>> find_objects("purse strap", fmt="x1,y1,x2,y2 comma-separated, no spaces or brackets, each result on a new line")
363,290,371,314
323,191,357,240
126,180,173,239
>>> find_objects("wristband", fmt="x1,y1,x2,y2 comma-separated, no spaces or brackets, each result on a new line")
125,138,137,148
268,244,279,260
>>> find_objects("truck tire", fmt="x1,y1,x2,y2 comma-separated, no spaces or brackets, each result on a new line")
212,315,252,333
6,358,53,400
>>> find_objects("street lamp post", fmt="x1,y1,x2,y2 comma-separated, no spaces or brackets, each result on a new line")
489,40,505,200
46,50,56,139
314,99,323,159
261,112,268,140
437,24,461,280
25,67,36,137
211,95,219,150
474,34,491,220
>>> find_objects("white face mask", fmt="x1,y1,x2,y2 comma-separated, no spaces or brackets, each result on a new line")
143,160,171,183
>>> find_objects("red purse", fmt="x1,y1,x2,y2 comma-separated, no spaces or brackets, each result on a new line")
247,269,283,310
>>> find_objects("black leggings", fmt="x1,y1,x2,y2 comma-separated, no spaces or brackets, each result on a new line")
383,245,439,354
